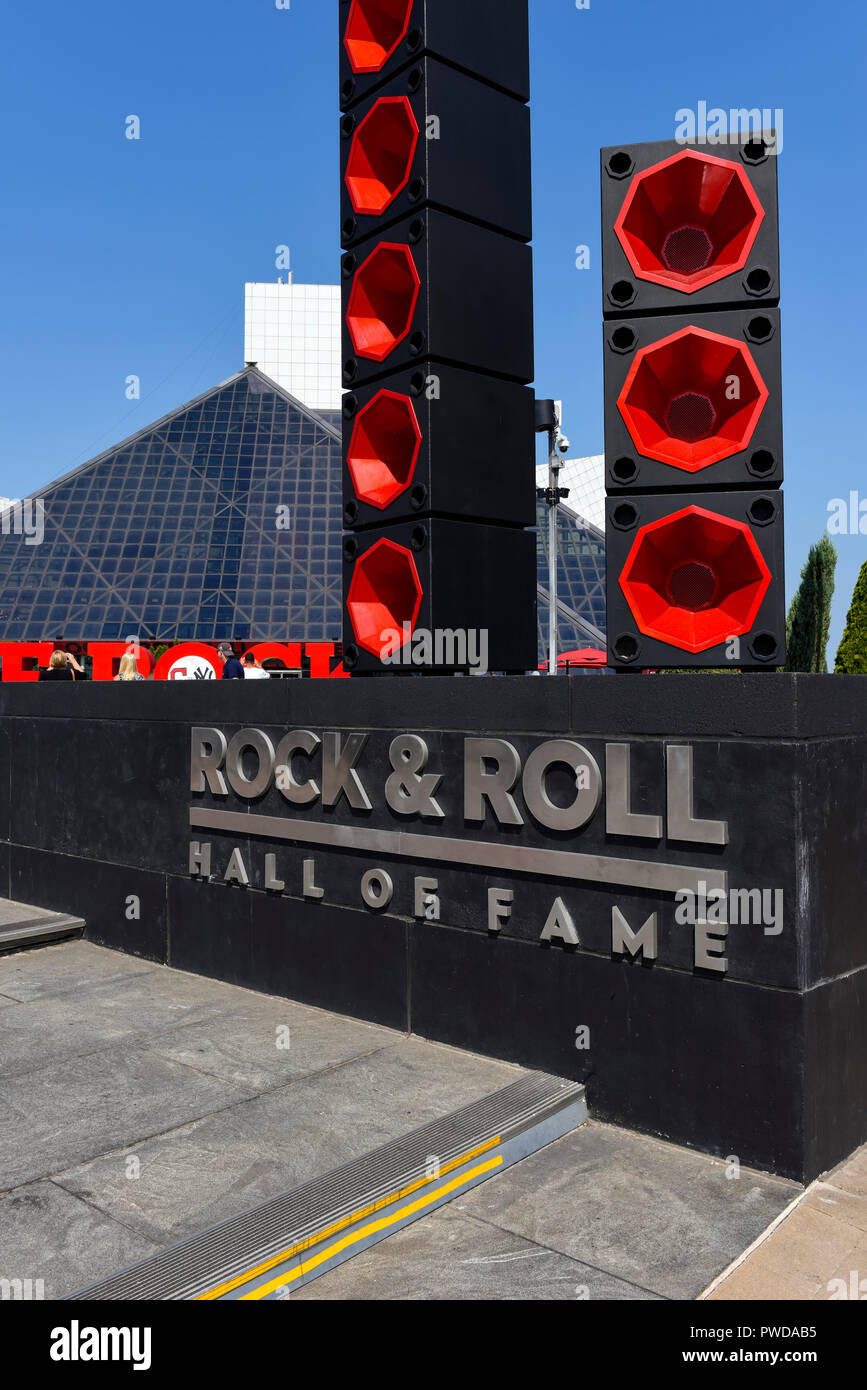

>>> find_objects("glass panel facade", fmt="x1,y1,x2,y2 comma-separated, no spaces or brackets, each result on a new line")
535,497,607,659
0,370,344,643
0,368,607,655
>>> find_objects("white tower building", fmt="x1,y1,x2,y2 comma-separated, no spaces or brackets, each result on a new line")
244,278,341,413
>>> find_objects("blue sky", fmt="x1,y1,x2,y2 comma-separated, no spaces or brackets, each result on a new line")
0,0,864,652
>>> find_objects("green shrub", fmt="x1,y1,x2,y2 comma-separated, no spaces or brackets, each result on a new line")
786,536,837,673
835,561,867,674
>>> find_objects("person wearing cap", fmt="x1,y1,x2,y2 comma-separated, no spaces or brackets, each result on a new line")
218,643,245,679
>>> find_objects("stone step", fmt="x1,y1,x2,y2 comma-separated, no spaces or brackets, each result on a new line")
70,1072,586,1301
0,899,85,954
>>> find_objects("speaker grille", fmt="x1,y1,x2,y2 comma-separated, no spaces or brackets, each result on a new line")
667,561,718,611
665,391,717,443
661,224,714,274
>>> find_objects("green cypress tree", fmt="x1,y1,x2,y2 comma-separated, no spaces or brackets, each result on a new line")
785,535,837,673
835,560,867,673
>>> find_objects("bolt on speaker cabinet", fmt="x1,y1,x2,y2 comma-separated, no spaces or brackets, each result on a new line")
604,307,783,492
601,137,780,318
341,209,534,388
343,519,538,673
339,0,530,112
340,58,532,248
342,363,535,529
606,490,785,670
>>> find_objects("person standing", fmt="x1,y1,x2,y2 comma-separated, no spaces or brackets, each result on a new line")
114,654,145,682
241,653,270,680
39,650,75,681
218,642,245,679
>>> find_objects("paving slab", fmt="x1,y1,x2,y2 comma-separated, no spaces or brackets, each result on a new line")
708,1261,825,1301
826,1148,867,1198
56,1039,519,1248
6,938,857,1304
803,1182,867,1235
0,966,260,1079
146,996,397,1093
813,1239,867,1300
1,939,520,1297
453,1121,799,1300
708,1142,867,1301
0,1180,159,1301
0,939,156,1004
730,1204,861,1284
0,1048,251,1191
293,1203,662,1302
707,1204,859,1302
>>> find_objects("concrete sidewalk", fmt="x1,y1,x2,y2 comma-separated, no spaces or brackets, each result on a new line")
705,1148,867,1301
293,1123,801,1301
0,940,518,1298
0,938,852,1302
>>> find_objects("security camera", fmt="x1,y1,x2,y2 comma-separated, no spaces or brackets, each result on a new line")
557,435,571,455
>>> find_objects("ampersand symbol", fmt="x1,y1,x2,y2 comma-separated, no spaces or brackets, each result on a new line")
385,736,444,819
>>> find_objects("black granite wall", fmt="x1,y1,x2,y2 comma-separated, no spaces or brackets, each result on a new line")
1,674,864,1182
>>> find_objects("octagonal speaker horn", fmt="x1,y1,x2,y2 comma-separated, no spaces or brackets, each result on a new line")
342,364,535,530
601,138,780,317
605,491,785,669
604,307,783,492
342,519,537,673
339,0,530,112
341,210,533,388
341,60,531,248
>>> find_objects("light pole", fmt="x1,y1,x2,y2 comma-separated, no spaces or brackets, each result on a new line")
535,399,571,675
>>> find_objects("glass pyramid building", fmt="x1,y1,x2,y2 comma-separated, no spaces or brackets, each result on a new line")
0,368,343,643
0,365,606,658
536,496,607,658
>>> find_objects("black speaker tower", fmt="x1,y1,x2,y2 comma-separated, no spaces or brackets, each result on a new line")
339,0,537,674
601,135,786,670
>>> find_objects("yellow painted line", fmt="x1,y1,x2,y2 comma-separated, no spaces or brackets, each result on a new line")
196,1137,501,1302
240,1155,503,1300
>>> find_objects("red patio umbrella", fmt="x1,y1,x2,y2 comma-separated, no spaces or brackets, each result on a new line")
539,648,607,670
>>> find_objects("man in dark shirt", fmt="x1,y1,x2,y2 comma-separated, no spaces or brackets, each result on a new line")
218,642,245,679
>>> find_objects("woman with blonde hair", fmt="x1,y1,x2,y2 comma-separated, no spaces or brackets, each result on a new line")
114,653,144,682
38,650,75,682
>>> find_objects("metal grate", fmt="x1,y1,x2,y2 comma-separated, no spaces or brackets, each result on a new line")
667,561,718,611
665,391,717,443
661,224,714,274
